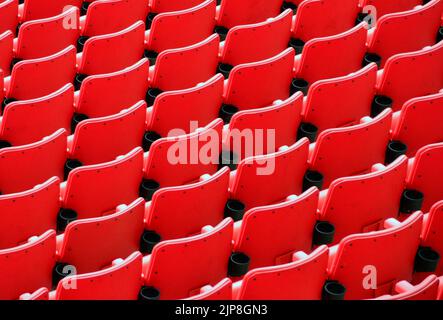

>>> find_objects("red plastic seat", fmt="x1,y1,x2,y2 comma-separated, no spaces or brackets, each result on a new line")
0,230,56,300
20,287,50,300
0,0,18,35
302,63,377,134
81,0,149,37
360,0,422,18
75,58,149,118
0,30,13,77
406,142,443,212
15,7,80,60
0,129,67,194
56,198,145,273
374,275,440,300
233,187,318,270
145,167,229,241
146,0,216,54
147,74,223,137
68,101,145,165
20,0,82,22
0,84,74,146
61,147,144,219
185,278,233,300
149,0,204,13
317,155,408,244
77,21,145,76
293,23,367,86
0,177,59,249
309,108,392,188
53,252,143,300
4,46,76,101
142,218,233,300
233,245,329,300
229,138,309,210
220,9,292,67
149,34,219,93
223,48,294,112
328,212,423,299
375,41,443,111
421,201,443,275
367,0,443,67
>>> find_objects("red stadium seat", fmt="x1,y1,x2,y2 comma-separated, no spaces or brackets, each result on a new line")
301,63,377,138
233,245,329,300
53,252,143,300
75,58,149,119
222,48,294,118
0,0,18,35
224,92,302,161
0,30,13,77
146,0,216,60
77,21,145,80
0,129,67,194
0,177,59,249
148,34,219,103
67,101,145,166
15,7,80,60
390,91,443,157
60,147,143,221
308,108,392,188
0,230,56,300
421,201,443,275
4,46,76,102
293,23,367,91
328,212,423,299
142,119,222,197
360,0,422,18
20,0,82,22
365,0,443,67
317,155,408,245
144,167,229,244
233,187,318,271
146,74,223,137
141,218,233,300
229,138,309,211
149,0,204,14
185,278,233,300
56,198,145,274
406,142,443,212
219,9,292,71
0,84,74,146
20,287,50,300
375,275,440,300
374,41,443,112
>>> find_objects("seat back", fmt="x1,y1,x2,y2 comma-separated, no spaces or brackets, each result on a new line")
21,0,82,22
0,0,18,35
421,201,443,275
375,275,440,300
185,278,233,300
360,0,422,17
0,30,13,76
150,0,203,13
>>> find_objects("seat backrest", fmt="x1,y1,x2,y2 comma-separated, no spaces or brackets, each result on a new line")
185,278,233,300
150,34,219,91
309,108,392,188
148,0,216,53
16,7,80,60
20,287,50,300
421,201,443,275
21,0,82,22
150,0,203,13
0,129,67,194
377,41,443,111
69,101,146,165
224,48,294,111
221,9,292,66
79,21,145,75
375,275,440,300
368,0,443,67
235,187,318,269
0,0,18,35
145,118,222,188
329,212,423,299
1,84,74,145
8,46,76,100
293,0,360,42
295,23,367,84
230,138,310,209
319,155,408,244
76,58,149,118
303,63,377,132
226,92,302,161
82,0,149,37
148,74,224,137
391,92,443,156
236,245,329,300
63,147,144,219
0,30,13,76
0,230,56,300
146,167,229,240
360,0,422,17
0,177,59,249
58,198,145,273
145,218,233,299
407,142,443,212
